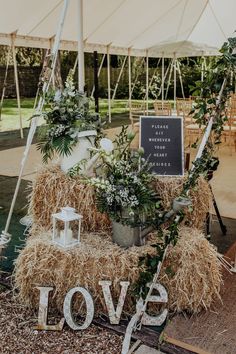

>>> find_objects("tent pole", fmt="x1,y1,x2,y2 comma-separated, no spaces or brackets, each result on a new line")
33,48,50,112
49,37,56,88
230,70,233,88
78,0,84,92
131,57,145,96
112,55,127,102
173,54,177,111
11,34,23,139
91,54,105,98
145,50,149,114
144,57,161,101
33,88,40,110
161,53,164,105
235,70,236,94
107,44,111,122
204,56,207,72
165,58,174,100
147,57,161,96
72,55,78,75
128,47,132,124
201,56,207,95
201,57,204,83
176,59,185,99
158,58,171,99
0,0,69,250
93,51,99,113
0,45,11,121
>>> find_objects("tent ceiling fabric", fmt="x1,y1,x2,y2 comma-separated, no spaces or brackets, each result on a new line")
0,0,235,57
149,40,220,58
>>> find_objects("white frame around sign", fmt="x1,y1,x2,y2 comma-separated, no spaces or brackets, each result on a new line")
139,115,184,177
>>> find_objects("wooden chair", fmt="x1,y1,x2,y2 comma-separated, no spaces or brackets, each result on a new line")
176,98,194,124
153,101,172,116
222,97,236,154
129,102,145,127
176,98,201,146
185,123,203,147
229,93,236,101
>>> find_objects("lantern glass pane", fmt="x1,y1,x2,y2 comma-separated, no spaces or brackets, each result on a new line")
72,224,78,242
66,220,78,245
55,219,62,241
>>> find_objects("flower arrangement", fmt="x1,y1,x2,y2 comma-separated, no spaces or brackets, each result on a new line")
87,126,162,227
37,73,101,163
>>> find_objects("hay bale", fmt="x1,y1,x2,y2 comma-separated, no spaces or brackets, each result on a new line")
28,165,110,232
29,167,210,233
161,227,223,313
14,227,222,315
154,176,211,229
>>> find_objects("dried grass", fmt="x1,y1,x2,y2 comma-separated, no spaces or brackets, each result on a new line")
154,176,212,229
29,167,210,234
161,227,223,313
28,165,110,232
14,227,222,316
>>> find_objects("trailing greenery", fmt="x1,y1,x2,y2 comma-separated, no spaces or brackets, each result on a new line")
133,214,184,298
134,36,236,299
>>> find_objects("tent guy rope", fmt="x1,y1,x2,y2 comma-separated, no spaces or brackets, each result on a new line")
0,0,70,253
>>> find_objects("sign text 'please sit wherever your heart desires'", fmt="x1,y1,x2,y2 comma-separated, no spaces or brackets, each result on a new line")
140,116,184,176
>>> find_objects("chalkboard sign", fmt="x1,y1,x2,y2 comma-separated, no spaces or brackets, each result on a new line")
140,116,184,176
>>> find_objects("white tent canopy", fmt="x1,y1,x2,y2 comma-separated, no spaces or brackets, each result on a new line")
149,40,220,58
0,0,234,57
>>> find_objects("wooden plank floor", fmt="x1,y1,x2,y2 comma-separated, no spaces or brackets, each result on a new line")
164,242,236,354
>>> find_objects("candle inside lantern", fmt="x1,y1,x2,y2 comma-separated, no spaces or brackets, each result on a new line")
59,228,74,244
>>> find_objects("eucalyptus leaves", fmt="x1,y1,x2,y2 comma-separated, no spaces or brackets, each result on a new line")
37,74,100,163
87,126,162,227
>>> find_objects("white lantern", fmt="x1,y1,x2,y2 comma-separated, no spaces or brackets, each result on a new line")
52,207,82,248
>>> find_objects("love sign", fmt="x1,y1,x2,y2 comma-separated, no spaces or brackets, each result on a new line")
34,281,168,331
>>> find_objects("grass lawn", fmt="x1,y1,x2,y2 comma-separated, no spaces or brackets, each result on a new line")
0,98,153,132
0,98,36,132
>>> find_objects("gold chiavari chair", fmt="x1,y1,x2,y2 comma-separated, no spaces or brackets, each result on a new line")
129,102,145,127
153,101,172,116
223,97,236,154
176,98,202,146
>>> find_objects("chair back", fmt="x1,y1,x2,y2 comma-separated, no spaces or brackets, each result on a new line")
153,101,172,116
176,98,193,122
130,101,145,126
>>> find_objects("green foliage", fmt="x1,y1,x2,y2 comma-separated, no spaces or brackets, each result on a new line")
16,47,43,66
0,45,43,66
37,74,100,163
67,159,88,177
87,126,162,227
134,36,236,299
133,213,183,298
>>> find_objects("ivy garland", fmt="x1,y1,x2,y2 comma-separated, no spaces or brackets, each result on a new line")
134,36,236,299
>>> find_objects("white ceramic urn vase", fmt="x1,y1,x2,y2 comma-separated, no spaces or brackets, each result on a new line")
60,130,97,172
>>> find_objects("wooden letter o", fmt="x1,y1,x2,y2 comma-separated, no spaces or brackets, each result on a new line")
63,287,94,330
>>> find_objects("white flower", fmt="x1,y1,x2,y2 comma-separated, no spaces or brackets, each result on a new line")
68,91,75,97
54,90,61,102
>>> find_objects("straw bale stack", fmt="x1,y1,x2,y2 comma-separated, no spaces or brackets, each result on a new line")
14,227,222,316
29,166,211,233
